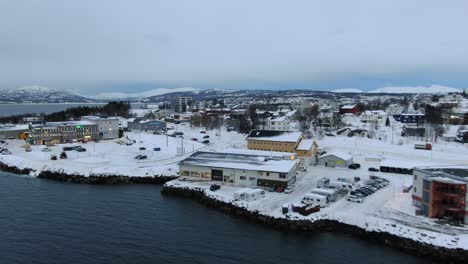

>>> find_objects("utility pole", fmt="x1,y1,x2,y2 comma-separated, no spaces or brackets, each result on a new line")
181,135,184,154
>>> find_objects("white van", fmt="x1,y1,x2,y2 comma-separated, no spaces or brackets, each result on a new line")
317,177,330,188
329,181,354,191
234,189,265,202
337,177,354,184
311,188,338,203
301,193,327,208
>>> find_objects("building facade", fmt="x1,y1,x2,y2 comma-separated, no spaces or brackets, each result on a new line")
81,116,119,140
127,118,167,132
178,151,298,188
247,130,303,153
172,97,193,113
29,121,99,145
412,167,468,224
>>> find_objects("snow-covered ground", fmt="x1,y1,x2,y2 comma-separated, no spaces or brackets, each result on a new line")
0,125,247,177
165,133,468,251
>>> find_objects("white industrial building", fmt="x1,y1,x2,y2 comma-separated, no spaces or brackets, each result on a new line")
178,151,299,188
318,151,353,168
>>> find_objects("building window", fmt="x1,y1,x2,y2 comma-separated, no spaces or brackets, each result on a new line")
266,172,270,176
414,175,417,180
279,173,286,179
249,177,255,181
240,176,246,180
413,187,417,193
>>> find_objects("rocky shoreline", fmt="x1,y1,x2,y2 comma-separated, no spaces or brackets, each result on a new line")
2,160,467,262
0,161,177,184
161,184,468,263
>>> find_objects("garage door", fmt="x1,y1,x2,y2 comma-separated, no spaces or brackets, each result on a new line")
211,169,223,181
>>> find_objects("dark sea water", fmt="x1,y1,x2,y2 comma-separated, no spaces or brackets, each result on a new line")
0,172,426,264
0,103,146,117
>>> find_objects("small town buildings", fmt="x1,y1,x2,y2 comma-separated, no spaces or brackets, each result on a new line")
172,96,193,113
257,109,300,132
393,112,425,124
22,116,44,125
317,151,353,168
0,125,29,140
127,118,167,132
295,139,315,157
401,126,425,138
247,130,303,153
178,151,298,188
412,166,468,224
81,116,119,140
29,121,99,145
339,105,360,115
360,110,387,124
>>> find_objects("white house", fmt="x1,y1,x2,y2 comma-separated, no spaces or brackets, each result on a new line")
81,116,120,140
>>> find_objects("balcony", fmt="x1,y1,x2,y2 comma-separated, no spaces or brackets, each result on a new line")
435,187,466,197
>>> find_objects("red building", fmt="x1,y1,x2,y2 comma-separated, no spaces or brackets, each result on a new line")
339,104,361,115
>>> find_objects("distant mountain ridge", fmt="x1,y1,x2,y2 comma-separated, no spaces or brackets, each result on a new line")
92,87,199,100
0,85,94,103
366,85,461,94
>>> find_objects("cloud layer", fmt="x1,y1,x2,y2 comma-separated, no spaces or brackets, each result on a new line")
1,1,468,92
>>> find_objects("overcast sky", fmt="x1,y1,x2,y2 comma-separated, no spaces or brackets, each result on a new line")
1,0,468,94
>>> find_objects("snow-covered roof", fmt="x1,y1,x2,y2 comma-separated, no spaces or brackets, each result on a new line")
179,151,297,173
222,148,296,158
0,124,29,131
247,130,302,142
341,105,357,109
296,139,314,151
380,159,432,169
319,151,352,161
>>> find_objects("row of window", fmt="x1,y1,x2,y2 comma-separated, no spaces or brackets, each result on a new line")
251,141,293,146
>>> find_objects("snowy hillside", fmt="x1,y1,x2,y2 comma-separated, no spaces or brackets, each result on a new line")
92,87,199,100
332,89,363,93
0,85,93,103
367,85,462,94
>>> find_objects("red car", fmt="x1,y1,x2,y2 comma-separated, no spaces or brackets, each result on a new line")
191,138,198,141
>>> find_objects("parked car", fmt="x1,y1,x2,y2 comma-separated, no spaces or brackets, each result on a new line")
0,140,5,144
284,185,295,194
209,184,221,191
60,152,68,159
200,131,207,134
353,190,369,197
267,186,276,192
41,147,52,152
134,154,147,160
153,147,161,151
139,147,146,150
63,146,75,151
76,147,87,152
203,135,210,139
347,195,364,203
368,167,379,172
50,154,57,160
202,140,210,144
348,163,361,170
1,149,12,155
173,132,184,136
191,138,198,141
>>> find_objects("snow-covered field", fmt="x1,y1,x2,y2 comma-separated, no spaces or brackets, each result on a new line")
166,134,468,251
0,126,247,177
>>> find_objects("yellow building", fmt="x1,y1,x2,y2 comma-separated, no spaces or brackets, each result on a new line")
247,130,303,153
295,139,316,157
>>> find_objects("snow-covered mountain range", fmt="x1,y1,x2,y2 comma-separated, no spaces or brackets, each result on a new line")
92,87,199,100
366,85,462,94
332,88,364,93
0,85,94,103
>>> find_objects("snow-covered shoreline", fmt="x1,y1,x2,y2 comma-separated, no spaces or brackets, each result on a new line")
162,181,468,263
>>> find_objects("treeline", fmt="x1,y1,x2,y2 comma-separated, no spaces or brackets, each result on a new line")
0,102,131,124
45,101,131,121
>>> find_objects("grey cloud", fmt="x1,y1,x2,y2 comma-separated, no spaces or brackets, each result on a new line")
1,0,468,92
